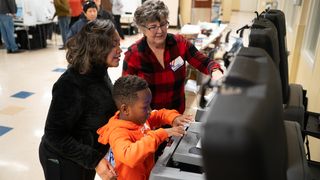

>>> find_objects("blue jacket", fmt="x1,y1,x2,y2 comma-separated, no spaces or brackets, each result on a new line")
67,18,88,40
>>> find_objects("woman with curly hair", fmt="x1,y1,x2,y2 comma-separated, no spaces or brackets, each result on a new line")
39,19,121,180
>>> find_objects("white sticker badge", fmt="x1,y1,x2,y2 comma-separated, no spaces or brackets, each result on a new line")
170,56,184,71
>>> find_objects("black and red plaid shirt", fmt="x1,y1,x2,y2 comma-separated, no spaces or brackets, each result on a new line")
122,33,221,113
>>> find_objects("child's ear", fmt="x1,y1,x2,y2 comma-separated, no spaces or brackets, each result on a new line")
120,104,130,116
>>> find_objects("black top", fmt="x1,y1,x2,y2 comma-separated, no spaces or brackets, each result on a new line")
97,8,114,23
0,0,17,14
41,64,117,169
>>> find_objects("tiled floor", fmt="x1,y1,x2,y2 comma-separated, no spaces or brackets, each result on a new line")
0,11,318,180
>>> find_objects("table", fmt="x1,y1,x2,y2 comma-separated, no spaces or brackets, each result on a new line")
180,23,227,85
180,23,227,51
120,14,137,35
14,20,55,50
195,24,227,51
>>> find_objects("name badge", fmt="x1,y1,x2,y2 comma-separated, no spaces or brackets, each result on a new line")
170,56,184,71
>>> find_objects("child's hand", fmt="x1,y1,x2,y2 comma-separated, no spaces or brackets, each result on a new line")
96,158,117,180
172,114,193,127
165,126,186,137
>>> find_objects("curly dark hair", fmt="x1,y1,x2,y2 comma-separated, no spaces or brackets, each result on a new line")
66,19,116,74
113,75,149,108
134,0,169,27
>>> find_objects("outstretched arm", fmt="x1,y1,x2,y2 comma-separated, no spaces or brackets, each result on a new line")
109,128,168,168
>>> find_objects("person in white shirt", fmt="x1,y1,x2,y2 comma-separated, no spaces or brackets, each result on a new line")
111,0,125,39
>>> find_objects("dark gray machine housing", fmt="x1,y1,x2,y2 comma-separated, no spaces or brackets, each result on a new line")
201,47,308,180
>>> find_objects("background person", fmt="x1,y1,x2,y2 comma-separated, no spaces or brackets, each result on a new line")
39,19,121,180
0,0,24,53
68,0,84,27
78,0,114,24
110,0,125,39
67,0,98,40
93,0,114,22
122,0,223,114
53,0,71,50
100,0,112,12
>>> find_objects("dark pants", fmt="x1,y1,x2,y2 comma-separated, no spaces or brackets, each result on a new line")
39,141,96,180
0,30,3,45
113,14,124,39
0,14,18,51
57,16,70,46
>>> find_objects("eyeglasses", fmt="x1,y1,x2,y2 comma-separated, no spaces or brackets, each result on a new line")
142,21,169,33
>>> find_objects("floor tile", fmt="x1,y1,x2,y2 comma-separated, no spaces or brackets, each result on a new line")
52,68,67,73
0,126,13,136
11,91,34,99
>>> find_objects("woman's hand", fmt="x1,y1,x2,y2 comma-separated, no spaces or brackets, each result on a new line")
96,158,117,180
211,69,224,81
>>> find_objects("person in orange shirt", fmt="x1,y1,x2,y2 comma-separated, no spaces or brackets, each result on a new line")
68,0,84,27
97,75,193,180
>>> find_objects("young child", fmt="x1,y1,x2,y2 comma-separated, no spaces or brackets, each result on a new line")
97,75,193,180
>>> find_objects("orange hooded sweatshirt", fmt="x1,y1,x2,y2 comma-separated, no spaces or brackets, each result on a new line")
97,109,180,180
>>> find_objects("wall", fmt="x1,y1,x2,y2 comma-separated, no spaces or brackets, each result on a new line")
191,0,212,24
220,0,232,22
180,0,235,24
257,0,278,12
121,0,141,14
257,0,320,113
180,0,192,24
232,0,240,11
288,0,320,163
295,0,320,113
259,0,320,162
278,0,320,113
162,0,179,26
239,0,258,12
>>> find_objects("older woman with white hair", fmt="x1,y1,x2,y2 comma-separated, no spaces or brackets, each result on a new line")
123,0,224,114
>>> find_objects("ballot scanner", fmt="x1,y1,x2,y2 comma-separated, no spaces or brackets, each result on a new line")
149,47,309,180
